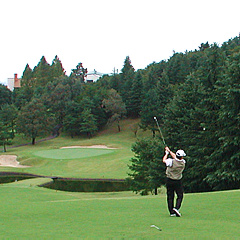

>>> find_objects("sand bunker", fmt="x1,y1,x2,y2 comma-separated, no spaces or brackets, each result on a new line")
0,155,29,168
61,145,117,149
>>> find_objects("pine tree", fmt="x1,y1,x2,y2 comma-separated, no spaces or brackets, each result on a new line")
119,56,135,114
206,47,240,190
142,61,166,92
165,53,190,84
44,81,72,124
140,88,163,137
0,121,11,152
70,62,87,83
163,73,217,192
0,104,17,138
21,64,34,87
121,56,135,89
0,84,12,107
51,55,65,78
33,56,52,87
80,108,98,138
64,101,82,137
127,71,143,118
127,137,165,195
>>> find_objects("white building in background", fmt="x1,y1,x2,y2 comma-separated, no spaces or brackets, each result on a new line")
7,73,21,91
6,70,106,90
85,69,104,82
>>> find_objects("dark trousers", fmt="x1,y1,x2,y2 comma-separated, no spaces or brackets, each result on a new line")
166,178,184,214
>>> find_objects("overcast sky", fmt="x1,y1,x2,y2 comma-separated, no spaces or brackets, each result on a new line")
0,0,239,85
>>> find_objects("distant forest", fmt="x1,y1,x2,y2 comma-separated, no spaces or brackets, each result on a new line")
0,35,239,193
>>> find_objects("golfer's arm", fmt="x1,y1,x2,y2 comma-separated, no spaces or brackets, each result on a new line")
169,150,176,159
162,152,168,163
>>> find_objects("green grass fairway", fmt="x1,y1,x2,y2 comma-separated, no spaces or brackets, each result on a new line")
34,148,114,160
0,179,239,239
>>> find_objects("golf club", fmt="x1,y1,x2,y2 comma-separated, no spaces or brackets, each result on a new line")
150,225,162,231
153,116,166,146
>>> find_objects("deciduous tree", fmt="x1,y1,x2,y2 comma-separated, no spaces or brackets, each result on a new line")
102,89,126,132
16,99,53,145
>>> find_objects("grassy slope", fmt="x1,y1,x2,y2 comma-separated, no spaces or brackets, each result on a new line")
1,119,146,178
0,178,239,239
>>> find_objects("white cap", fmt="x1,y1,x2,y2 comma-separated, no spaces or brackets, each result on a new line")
176,150,186,157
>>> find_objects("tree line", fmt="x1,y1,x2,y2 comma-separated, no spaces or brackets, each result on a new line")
127,36,240,193
0,35,239,193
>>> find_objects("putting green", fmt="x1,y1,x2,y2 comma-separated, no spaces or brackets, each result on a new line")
34,148,114,159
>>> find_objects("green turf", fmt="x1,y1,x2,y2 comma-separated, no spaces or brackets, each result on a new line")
0,179,239,239
1,119,239,239
1,119,142,178
34,148,114,160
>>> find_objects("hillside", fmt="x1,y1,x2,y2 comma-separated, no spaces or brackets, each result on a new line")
0,118,150,179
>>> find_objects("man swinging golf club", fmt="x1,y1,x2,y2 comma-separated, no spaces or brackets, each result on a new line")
163,146,186,217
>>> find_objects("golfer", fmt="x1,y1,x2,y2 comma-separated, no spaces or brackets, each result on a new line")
163,146,186,217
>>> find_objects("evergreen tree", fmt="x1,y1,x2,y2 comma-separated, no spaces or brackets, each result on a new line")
78,86,108,130
0,121,12,152
162,46,225,192
127,137,165,195
44,81,72,125
109,73,121,92
12,64,35,108
126,71,143,118
165,52,190,84
70,62,87,83
221,35,240,57
196,43,225,89
119,56,135,115
199,41,210,51
206,48,240,190
21,64,34,87
121,56,135,90
33,56,52,87
64,101,82,137
0,84,12,107
51,55,65,78
140,88,163,137
80,108,98,138
12,87,34,109
142,61,166,92
0,104,18,138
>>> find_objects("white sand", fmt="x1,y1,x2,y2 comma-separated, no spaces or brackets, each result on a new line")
60,145,117,149
0,155,30,168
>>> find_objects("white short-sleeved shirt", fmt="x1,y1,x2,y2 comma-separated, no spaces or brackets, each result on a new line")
165,158,186,167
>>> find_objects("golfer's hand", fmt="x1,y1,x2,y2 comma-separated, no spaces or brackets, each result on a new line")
165,146,170,152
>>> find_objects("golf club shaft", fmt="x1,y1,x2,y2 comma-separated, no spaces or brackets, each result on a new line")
154,117,166,146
